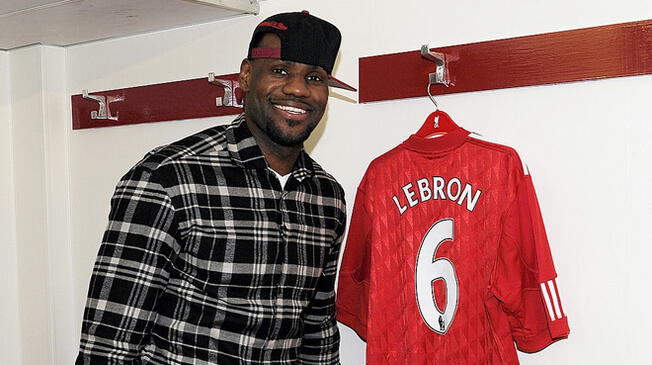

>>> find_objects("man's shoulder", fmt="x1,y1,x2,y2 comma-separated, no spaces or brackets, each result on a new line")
310,159,337,182
308,158,345,197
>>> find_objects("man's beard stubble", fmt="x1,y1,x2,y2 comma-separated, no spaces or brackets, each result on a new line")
265,116,319,147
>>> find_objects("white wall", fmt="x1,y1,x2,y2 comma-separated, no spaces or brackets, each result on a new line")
41,45,77,365
0,50,22,365
1,45,76,365
4,0,652,364
10,46,54,365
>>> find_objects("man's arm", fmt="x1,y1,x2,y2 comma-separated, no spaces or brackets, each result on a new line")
76,166,179,364
298,225,345,365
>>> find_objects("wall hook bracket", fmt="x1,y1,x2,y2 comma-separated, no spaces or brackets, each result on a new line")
420,44,450,87
82,90,124,121
208,73,243,108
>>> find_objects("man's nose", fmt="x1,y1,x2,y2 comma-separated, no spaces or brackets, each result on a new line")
282,75,310,98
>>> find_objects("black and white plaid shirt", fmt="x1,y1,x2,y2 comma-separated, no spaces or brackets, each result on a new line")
76,115,346,365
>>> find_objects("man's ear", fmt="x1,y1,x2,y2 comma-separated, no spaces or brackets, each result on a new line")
239,59,252,92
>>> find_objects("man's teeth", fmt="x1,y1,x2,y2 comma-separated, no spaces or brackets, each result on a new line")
274,104,307,114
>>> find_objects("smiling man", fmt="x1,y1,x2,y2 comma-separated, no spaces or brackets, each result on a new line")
76,11,354,365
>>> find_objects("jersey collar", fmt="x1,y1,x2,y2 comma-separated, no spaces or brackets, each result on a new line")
402,127,470,154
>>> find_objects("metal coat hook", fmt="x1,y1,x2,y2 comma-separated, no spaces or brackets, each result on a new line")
421,44,452,116
208,73,243,108
82,90,124,121
421,44,450,87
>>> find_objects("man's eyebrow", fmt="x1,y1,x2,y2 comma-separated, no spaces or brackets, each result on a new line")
280,60,326,71
306,65,327,74
263,59,327,75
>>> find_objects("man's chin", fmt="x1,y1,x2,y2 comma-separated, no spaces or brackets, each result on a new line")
266,120,317,147
267,128,310,147
268,133,308,147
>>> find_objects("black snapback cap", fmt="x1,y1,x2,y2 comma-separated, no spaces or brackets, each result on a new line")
247,10,356,92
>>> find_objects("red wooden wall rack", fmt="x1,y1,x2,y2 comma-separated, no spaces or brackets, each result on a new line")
359,19,652,103
71,19,652,129
71,73,243,130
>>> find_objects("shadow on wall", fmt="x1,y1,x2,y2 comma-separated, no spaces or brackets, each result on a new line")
304,108,328,154
304,92,357,155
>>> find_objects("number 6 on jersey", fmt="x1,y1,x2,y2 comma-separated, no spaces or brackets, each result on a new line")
415,218,459,335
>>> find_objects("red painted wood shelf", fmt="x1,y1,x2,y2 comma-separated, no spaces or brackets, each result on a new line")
71,73,242,130
359,19,652,103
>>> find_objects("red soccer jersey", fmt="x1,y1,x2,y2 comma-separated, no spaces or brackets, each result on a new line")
337,128,569,364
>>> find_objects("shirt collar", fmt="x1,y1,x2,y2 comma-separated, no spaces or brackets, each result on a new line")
226,115,315,181
292,150,315,182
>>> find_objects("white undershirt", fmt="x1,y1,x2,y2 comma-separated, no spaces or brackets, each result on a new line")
271,169,291,189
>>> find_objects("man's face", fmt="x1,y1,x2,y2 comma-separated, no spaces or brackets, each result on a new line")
239,33,329,148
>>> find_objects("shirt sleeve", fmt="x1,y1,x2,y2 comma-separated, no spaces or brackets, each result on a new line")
298,206,346,365
490,171,569,353
76,166,179,364
336,184,371,341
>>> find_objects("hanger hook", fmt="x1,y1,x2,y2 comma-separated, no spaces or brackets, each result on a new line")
427,81,439,111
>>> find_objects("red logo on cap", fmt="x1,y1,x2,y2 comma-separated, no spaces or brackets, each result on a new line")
258,21,287,31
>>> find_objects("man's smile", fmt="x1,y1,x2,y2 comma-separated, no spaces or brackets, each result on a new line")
270,99,313,121
273,104,308,115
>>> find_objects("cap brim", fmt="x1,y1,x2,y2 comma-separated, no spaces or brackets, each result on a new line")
328,75,357,92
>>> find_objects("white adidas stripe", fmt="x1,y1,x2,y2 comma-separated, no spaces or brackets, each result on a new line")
548,280,563,319
540,279,564,320
540,282,556,320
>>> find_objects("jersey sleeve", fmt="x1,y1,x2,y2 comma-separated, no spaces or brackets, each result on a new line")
336,181,371,341
490,168,570,353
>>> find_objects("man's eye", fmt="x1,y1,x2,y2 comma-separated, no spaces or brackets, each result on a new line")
307,74,324,82
271,68,288,75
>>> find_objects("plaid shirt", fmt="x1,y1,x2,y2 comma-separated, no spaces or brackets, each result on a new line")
76,115,346,365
